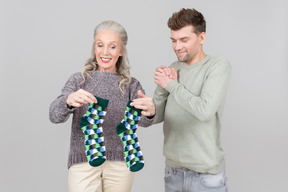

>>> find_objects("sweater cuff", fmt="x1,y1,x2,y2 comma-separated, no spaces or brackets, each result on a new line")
60,95,77,114
139,104,158,127
165,80,179,93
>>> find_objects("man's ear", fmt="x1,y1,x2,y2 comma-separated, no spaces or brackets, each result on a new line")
199,32,206,45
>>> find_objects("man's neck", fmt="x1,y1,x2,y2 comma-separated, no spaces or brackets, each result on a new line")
184,51,206,65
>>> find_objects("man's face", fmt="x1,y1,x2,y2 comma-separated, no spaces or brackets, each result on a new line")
170,25,205,65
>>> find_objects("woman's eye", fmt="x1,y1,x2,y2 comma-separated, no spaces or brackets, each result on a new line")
97,44,103,47
111,45,116,49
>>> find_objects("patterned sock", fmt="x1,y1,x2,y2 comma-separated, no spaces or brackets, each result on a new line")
80,96,109,167
117,101,144,172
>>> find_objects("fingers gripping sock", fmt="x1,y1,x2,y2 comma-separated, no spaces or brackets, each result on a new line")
117,101,144,172
80,97,109,167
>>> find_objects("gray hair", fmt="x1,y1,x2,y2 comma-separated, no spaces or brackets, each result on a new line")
81,20,131,92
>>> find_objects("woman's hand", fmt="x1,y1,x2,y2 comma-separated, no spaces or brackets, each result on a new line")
130,90,156,117
66,89,97,108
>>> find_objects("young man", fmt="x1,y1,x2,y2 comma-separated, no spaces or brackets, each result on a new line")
153,8,231,192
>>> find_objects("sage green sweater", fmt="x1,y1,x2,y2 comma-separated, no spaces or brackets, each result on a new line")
153,55,231,174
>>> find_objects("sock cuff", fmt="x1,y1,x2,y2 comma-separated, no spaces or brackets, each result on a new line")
95,96,109,108
127,100,142,115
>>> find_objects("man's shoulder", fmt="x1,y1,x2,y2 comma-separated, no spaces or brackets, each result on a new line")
206,56,232,73
207,56,231,67
208,56,229,63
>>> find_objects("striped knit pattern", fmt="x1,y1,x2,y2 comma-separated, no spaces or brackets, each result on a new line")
117,101,144,172
80,96,109,167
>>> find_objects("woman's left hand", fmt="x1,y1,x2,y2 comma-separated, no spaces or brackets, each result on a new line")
130,90,155,117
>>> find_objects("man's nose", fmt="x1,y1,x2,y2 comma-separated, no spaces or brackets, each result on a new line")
175,42,182,50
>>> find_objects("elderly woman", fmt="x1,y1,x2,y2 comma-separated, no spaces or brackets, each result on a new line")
49,20,156,192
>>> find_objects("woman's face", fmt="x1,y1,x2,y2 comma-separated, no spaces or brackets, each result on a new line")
94,29,122,73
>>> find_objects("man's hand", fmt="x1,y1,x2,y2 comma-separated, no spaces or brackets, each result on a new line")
154,66,178,89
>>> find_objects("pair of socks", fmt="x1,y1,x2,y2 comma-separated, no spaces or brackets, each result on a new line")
80,97,144,172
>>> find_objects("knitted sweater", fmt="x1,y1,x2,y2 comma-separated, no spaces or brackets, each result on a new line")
153,55,231,174
49,71,157,168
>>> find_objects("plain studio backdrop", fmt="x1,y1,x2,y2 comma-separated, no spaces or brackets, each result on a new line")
1,0,287,191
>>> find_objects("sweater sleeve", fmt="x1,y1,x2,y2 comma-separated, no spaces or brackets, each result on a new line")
129,77,158,127
165,58,232,121
152,85,169,124
49,73,80,124
152,61,178,124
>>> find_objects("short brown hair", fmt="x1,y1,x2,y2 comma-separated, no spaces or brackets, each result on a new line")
167,8,206,34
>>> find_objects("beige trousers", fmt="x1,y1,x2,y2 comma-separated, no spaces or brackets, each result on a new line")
68,161,134,192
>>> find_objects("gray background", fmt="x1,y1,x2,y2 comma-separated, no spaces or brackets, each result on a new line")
1,0,287,191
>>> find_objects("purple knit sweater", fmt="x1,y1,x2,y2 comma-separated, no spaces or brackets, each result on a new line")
49,71,157,168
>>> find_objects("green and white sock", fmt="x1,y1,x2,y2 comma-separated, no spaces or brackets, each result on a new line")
80,96,109,167
117,101,144,172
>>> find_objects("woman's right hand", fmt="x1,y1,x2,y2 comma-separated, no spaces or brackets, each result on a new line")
66,89,97,108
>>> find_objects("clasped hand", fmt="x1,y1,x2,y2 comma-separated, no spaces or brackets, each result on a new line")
154,66,177,89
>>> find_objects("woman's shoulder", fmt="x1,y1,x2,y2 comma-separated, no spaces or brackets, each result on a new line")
130,76,142,85
130,76,139,82
69,72,82,79
64,72,83,84
127,76,145,98
127,76,143,90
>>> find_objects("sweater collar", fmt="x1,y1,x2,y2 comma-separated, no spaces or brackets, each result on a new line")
89,70,120,78
180,55,211,69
